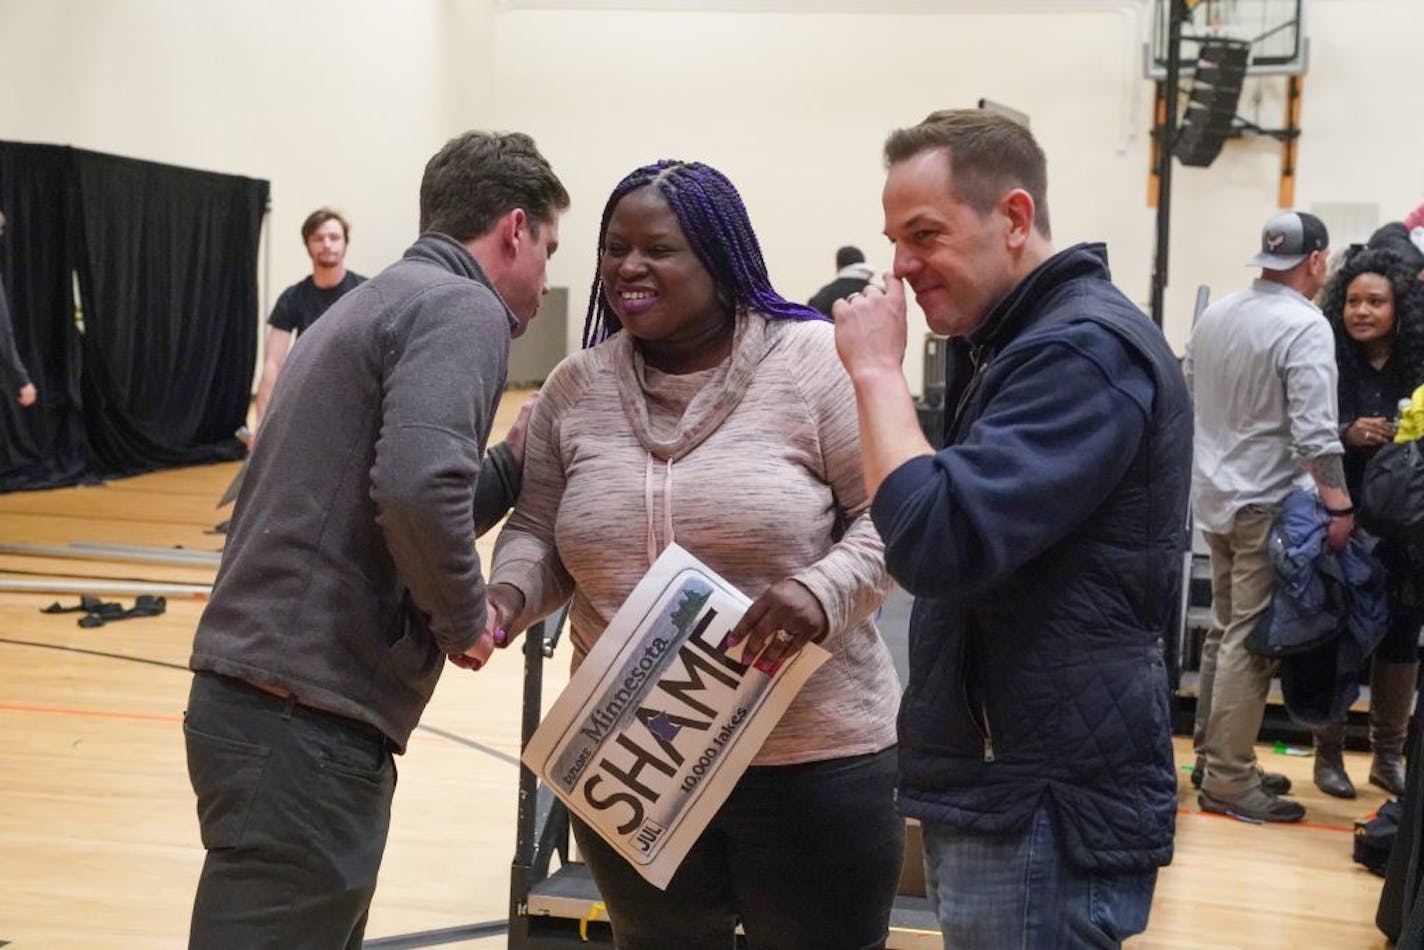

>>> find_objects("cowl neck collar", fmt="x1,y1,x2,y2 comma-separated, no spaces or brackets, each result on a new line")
612,309,771,461
404,231,518,334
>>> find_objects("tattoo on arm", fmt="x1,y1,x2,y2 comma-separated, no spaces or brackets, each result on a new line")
1305,455,1347,492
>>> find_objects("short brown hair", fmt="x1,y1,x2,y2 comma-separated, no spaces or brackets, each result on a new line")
420,131,570,241
884,109,1051,238
301,207,350,243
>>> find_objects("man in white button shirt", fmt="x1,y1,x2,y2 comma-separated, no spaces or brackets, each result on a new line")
1185,210,1350,823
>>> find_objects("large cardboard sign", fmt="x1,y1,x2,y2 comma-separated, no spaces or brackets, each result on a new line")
522,544,828,889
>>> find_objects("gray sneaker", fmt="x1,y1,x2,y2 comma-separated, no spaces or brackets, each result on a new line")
1198,788,1306,824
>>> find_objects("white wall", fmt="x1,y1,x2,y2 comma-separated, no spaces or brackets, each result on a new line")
488,0,1424,384
491,1,1155,389
1171,0,1424,347
3,0,1422,392
0,0,497,374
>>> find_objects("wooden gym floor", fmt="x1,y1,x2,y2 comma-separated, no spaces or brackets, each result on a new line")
0,390,1396,948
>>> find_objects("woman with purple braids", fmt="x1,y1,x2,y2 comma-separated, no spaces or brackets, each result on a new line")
487,160,902,949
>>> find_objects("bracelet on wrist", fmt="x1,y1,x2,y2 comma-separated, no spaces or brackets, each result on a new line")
1325,505,1355,517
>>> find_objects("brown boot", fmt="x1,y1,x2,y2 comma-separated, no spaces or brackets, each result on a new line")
1313,722,1356,799
1369,659,1418,797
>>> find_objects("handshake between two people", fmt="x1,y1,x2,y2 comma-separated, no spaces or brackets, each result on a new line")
444,577,830,674
446,583,526,672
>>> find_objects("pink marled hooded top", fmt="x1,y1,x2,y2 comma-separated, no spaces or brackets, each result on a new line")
490,311,900,765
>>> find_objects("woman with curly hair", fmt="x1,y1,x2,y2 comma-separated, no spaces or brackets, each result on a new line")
1312,247,1424,798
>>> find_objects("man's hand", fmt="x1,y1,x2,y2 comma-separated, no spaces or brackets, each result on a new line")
504,393,539,468
447,629,496,671
831,274,932,498
446,583,526,670
719,579,828,675
1304,454,1352,554
17,383,36,407
1326,512,1354,553
833,275,908,381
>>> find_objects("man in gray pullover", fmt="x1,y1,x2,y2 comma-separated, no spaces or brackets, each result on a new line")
184,131,568,947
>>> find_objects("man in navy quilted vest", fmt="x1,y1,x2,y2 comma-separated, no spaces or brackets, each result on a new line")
835,108,1191,947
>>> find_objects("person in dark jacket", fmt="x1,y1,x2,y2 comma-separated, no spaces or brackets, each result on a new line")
183,131,569,948
0,211,37,407
1309,247,1424,798
1367,222,1424,279
834,108,1190,947
808,245,875,317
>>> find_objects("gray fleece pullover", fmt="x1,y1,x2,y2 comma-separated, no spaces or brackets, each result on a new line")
191,232,519,750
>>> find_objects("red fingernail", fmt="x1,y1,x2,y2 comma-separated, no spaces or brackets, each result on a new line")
471,658,482,670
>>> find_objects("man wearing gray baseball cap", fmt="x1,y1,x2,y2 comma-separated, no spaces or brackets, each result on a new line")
1248,210,1331,271
1184,208,1346,823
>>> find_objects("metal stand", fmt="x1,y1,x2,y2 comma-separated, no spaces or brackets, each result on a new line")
508,607,609,948
0,542,221,567
504,606,941,948
0,578,210,598
1149,0,1188,328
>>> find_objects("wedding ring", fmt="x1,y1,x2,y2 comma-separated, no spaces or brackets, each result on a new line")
772,630,794,647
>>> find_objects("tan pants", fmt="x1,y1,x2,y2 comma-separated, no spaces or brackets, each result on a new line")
1192,505,1279,798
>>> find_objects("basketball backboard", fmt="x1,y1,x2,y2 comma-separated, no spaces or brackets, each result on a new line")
1145,0,1306,79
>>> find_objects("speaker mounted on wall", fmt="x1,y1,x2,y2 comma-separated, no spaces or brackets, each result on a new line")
1173,37,1252,167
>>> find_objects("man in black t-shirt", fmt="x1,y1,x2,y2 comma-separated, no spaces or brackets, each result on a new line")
254,207,366,430
808,245,875,318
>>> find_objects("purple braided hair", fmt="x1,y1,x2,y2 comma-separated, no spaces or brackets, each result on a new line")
582,160,826,348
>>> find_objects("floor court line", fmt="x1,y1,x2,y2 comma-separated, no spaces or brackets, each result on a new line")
0,699,506,762
1180,807,1355,834
0,637,190,671
0,702,181,723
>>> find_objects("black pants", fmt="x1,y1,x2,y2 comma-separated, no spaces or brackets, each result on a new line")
184,672,397,949
571,746,903,950
1376,539,1424,662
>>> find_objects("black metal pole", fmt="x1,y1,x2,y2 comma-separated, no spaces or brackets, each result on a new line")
508,617,547,950
1150,0,1187,327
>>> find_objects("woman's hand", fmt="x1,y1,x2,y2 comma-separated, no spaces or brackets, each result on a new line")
504,393,539,468
486,582,527,649
720,578,829,674
1345,416,1396,450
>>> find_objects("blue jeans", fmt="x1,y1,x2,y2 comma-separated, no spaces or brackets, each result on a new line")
572,746,902,950
921,805,1157,949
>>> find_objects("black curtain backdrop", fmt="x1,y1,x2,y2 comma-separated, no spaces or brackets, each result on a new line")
0,142,88,490
0,142,268,491
72,150,268,478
